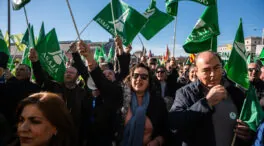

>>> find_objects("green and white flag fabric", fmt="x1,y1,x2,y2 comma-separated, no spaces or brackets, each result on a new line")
107,47,114,62
183,5,220,53
99,46,107,60
247,54,251,65
12,0,30,10
94,47,100,62
239,84,264,132
165,0,178,16
225,19,250,89
37,22,45,44
21,25,35,68
36,29,66,82
259,47,264,65
140,0,174,40
93,0,147,46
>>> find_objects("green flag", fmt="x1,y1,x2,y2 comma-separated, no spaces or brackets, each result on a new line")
225,19,249,89
37,22,45,44
107,47,114,62
36,29,66,82
0,29,10,69
259,48,264,65
140,0,174,40
21,25,35,68
239,84,264,132
99,46,107,60
0,30,10,55
12,0,31,10
247,54,251,65
185,57,191,65
94,47,100,62
93,0,147,46
183,5,220,53
166,0,178,16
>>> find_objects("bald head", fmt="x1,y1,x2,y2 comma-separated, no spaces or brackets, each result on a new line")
195,51,221,65
195,51,223,88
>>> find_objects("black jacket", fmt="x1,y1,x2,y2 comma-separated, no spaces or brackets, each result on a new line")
0,77,40,126
32,61,85,140
168,80,251,146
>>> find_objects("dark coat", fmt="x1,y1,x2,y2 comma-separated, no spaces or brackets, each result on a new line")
0,77,40,126
32,61,85,140
82,66,123,146
168,80,251,146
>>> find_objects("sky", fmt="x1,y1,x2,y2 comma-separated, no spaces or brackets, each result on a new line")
0,0,263,57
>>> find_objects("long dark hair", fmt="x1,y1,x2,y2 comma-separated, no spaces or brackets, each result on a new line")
16,92,77,146
123,63,153,92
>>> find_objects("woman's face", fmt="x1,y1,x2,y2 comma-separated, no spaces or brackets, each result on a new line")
131,67,149,94
189,67,198,82
17,104,57,146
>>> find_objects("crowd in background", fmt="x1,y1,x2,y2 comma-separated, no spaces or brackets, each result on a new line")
0,36,264,146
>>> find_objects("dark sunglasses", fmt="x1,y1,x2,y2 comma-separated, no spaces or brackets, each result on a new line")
132,73,149,80
156,70,165,74
248,68,260,72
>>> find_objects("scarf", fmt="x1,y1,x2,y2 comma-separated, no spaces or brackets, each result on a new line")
122,91,150,146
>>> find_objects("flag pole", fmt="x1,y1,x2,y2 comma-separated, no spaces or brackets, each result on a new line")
65,0,81,40
8,0,11,50
75,19,93,41
110,0,117,36
23,6,34,49
137,35,145,49
173,16,178,57
23,7,30,30
210,37,213,51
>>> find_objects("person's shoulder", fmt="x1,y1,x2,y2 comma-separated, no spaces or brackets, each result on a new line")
177,80,200,93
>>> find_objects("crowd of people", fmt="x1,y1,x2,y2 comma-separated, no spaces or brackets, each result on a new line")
0,36,264,146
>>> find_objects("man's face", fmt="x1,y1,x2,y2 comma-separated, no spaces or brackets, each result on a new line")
156,68,166,81
196,53,223,88
16,65,31,80
260,67,264,81
103,69,116,82
64,67,78,83
166,63,172,72
248,63,260,82
183,65,190,73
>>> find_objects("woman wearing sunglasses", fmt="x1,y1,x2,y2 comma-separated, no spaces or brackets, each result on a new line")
77,37,168,146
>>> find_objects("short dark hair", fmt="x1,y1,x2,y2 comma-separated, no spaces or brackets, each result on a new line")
124,63,153,92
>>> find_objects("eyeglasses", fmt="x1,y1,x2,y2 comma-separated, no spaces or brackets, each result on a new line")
132,73,149,80
156,70,165,74
248,68,260,72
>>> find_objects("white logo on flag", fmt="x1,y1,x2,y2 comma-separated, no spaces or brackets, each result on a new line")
234,41,247,62
143,8,155,18
13,0,22,5
194,19,206,29
109,9,130,32
48,50,63,65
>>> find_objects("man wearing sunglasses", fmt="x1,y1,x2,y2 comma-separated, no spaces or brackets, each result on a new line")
248,63,264,109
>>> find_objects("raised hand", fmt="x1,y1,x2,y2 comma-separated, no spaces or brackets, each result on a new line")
114,35,123,55
77,40,92,59
205,85,227,106
69,42,77,53
29,48,39,62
